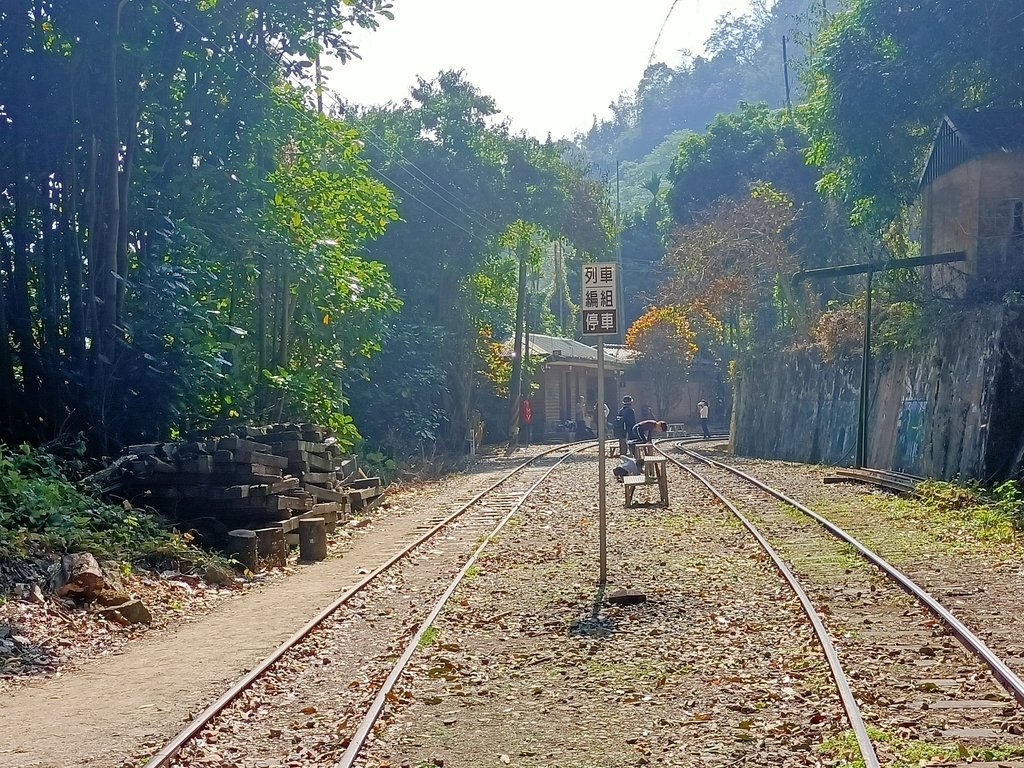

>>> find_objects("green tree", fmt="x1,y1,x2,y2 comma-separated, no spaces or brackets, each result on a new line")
350,72,613,452
0,0,397,448
802,0,1024,226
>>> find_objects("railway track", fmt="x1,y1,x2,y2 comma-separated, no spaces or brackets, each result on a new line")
144,441,593,768
661,442,1024,766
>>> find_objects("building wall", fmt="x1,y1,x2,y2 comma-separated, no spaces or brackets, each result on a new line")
922,159,981,297
976,153,1024,295
923,153,1024,299
534,363,623,434
732,305,1024,480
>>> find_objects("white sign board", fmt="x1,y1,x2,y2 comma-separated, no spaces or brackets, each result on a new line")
581,262,618,336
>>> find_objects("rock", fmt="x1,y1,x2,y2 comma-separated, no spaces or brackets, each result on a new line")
100,561,128,593
96,599,152,625
607,588,647,605
95,589,133,607
27,584,46,604
203,563,235,585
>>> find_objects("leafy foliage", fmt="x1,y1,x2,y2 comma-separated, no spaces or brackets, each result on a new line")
626,305,698,417
662,191,801,352
0,0,398,450
349,71,614,450
582,0,819,170
0,443,209,563
802,0,1024,225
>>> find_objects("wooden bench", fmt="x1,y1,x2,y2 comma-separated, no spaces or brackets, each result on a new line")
623,455,669,507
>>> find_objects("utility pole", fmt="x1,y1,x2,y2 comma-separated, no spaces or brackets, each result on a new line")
782,36,792,119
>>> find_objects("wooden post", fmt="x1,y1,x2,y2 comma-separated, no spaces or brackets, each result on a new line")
52,552,105,600
227,529,258,571
298,517,328,561
255,527,288,568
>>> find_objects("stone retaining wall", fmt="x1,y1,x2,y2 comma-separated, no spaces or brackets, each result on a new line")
732,305,1024,481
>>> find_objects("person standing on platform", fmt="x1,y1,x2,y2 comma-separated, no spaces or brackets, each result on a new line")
698,400,711,439
615,395,636,457
574,396,594,440
592,400,609,435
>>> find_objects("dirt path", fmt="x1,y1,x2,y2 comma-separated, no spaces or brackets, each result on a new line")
0,451,541,768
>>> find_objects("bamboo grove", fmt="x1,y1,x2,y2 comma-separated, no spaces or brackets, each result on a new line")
0,1,615,454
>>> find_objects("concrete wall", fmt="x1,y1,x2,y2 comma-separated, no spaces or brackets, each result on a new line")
977,153,1024,294
923,153,1024,299
923,158,980,298
732,305,1024,480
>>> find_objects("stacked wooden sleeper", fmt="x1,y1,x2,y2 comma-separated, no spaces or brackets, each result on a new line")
121,423,386,563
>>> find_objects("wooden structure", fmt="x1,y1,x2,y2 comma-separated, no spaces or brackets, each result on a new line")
920,109,1024,299
623,444,669,507
505,334,628,437
298,517,328,562
119,423,386,561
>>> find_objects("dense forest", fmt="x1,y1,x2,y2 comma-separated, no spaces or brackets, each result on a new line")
2,0,1024,472
0,0,612,464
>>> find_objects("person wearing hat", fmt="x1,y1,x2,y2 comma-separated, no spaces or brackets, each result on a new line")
615,395,637,457
698,400,710,438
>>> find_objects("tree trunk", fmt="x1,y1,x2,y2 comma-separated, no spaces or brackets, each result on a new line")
52,553,106,601
506,241,528,452
7,1,44,432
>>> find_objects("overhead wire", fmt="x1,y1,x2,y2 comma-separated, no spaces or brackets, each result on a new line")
335,96,508,236
151,0,501,248
336,101,506,237
647,0,684,68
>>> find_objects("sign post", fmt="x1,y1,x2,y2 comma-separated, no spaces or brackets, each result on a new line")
581,262,619,585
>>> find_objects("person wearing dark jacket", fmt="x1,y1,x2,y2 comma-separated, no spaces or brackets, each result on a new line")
615,395,636,456
628,419,667,458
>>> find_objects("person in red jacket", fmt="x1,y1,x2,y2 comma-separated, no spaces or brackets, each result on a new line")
520,398,533,446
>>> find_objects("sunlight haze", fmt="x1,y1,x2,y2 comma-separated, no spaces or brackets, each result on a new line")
329,0,754,139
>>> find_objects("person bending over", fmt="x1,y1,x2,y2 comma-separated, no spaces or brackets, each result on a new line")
628,419,667,458
612,454,645,483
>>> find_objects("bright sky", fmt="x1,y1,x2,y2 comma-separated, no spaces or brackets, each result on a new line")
328,0,753,140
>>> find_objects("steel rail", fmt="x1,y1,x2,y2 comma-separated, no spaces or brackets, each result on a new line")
665,454,880,768
143,441,594,768
674,443,1024,707
336,442,593,766
825,467,923,495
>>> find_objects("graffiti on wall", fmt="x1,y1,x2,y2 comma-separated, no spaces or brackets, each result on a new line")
895,399,927,472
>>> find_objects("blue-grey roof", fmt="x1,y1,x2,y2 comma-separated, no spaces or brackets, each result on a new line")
502,334,633,366
920,109,1024,189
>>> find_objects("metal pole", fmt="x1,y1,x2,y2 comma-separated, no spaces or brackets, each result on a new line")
782,36,792,119
615,161,623,345
597,337,607,585
856,270,872,468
